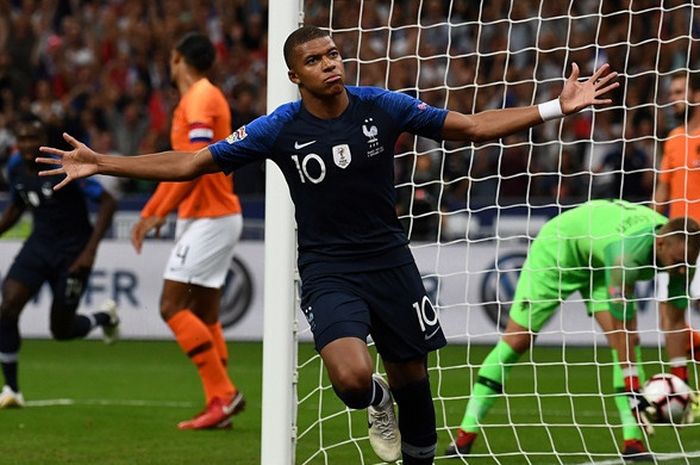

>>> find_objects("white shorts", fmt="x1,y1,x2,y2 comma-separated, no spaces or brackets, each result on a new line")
655,252,700,302
163,214,242,288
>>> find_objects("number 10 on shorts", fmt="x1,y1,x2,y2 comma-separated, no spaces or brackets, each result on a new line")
412,295,438,332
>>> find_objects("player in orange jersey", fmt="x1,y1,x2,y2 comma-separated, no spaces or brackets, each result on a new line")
130,33,244,430
654,71,700,386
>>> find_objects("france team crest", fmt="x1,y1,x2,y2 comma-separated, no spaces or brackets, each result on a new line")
332,144,351,169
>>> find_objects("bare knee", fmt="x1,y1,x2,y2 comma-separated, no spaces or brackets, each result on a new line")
502,320,533,354
0,301,21,322
630,332,640,347
321,337,374,405
0,291,27,322
159,281,201,322
159,292,187,322
159,303,180,322
665,309,685,332
330,362,374,410
331,360,373,393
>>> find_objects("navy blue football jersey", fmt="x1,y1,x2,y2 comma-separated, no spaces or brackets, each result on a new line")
5,153,104,244
210,86,448,277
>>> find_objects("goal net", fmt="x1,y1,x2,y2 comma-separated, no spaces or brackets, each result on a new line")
271,1,700,464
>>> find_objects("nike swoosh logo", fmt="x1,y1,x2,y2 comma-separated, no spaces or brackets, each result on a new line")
425,327,440,340
294,140,317,150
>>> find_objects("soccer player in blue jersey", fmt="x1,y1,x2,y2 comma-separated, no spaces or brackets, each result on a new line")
37,26,617,463
0,115,119,408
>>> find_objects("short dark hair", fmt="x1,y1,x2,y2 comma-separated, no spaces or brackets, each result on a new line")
283,26,331,69
671,70,700,92
175,32,216,72
660,216,700,260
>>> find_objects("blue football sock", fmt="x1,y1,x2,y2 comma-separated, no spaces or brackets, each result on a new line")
392,377,436,465
0,317,20,391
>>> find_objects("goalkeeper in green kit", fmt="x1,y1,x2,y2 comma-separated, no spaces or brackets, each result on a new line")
446,199,700,461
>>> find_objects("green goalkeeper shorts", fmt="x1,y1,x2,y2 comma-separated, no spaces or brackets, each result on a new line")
508,241,617,332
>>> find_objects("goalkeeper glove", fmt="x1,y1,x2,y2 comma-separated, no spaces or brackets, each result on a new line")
627,391,655,435
683,390,698,424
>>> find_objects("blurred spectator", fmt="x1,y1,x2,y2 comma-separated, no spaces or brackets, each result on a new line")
0,51,26,113
0,112,15,167
594,111,655,202
109,97,150,156
30,79,65,126
596,142,653,202
0,0,269,198
229,81,265,195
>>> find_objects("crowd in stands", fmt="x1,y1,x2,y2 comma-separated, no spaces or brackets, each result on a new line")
0,0,698,239
0,0,268,195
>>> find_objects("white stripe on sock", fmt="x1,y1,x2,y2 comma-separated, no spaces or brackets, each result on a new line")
0,352,18,363
669,357,689,367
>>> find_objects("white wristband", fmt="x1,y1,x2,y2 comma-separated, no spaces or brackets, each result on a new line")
537,98,564,121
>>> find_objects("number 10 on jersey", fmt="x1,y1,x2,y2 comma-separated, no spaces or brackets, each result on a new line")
291,154,327,184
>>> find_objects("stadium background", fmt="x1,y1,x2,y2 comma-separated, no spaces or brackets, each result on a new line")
1,1,700,464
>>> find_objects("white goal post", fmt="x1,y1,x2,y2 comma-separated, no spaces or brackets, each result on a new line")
261,1,302,465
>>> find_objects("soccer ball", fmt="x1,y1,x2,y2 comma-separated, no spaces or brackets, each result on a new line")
642,374,692,424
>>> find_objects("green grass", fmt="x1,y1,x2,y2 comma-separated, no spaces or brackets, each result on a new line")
2,340,700,464
0,340,263,465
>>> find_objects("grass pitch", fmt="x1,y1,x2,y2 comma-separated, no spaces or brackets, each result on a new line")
2,340,700,464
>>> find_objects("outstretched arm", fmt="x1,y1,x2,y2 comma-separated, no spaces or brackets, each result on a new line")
36,133,221,190
441,63,618,142
654,180,669,214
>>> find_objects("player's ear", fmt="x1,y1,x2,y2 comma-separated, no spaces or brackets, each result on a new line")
693,88,700,104
655,236,665,258
288,69,301,86
171,49,182,66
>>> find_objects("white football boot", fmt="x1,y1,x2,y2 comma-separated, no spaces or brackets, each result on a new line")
100,299,120,345
0,385,24,408
367,374,401,462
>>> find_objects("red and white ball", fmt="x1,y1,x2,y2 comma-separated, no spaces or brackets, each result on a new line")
642,374,692,424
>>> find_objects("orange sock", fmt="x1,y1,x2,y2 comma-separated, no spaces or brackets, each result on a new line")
207,322,230,368
167,310,234,403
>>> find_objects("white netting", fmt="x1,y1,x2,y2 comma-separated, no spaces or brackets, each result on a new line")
293,1,700,464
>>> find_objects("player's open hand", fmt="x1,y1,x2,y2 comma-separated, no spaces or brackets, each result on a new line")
36,133,100,190
131,216,166,254
559,63,619,115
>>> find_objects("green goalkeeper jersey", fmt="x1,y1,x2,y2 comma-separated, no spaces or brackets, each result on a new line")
534,199,689,316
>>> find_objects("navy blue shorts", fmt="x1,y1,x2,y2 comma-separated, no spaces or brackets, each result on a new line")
300,262,446,362
5,239,89,312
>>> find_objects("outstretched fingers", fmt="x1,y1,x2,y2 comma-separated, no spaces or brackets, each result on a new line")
36,166,66,177
36,154,63,164
590,63,611,82
595,82,620,97
594,70,618,89
53,176,73,191
567,62,580,81
38,146,67,158
62,132,81,148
